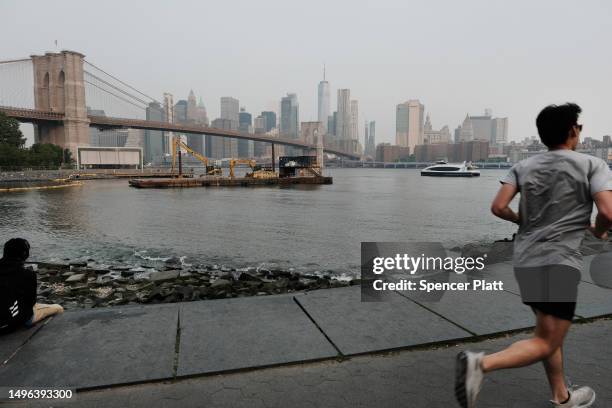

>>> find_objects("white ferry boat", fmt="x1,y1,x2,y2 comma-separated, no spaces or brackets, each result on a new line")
420,161,480,177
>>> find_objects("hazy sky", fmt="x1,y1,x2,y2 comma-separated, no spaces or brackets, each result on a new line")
3,0,612,145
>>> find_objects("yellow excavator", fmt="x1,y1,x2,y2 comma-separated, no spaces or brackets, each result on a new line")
229,158,277,179
171,137,221,177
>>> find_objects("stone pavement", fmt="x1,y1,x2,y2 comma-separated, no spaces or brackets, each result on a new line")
1,257,612,406
8,319,612,408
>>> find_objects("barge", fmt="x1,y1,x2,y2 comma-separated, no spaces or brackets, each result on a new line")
129,156,332,188
129,175,332,188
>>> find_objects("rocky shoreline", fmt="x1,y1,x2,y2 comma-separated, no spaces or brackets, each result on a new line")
30,233,610,310
31,259,358,310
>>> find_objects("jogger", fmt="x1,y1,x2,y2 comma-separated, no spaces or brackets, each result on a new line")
455,103,612,407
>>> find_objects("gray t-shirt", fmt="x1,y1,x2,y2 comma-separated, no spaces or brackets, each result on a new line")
502,149,612,270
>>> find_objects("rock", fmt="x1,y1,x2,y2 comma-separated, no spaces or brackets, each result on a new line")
120,270,135,277
165,256,181,265
69,261,87,268
110,266,131,271
210,279,232,289
37,262,70,271
238,273,262,282
149,270,180,283
65,273,86,283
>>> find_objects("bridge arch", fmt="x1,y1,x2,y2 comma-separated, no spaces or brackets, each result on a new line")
41,72,50,110
56,70,65,112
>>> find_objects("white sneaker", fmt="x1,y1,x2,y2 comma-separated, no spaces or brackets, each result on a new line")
551,385,596,407
455,351,484,408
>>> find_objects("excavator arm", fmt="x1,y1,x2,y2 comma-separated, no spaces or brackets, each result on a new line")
171,136,220,176
229,159,257,179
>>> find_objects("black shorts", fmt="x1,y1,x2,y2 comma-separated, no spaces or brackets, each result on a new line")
514,265,580,321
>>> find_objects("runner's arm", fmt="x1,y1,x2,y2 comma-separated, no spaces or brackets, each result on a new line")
491,183,520,224
591,190,612,239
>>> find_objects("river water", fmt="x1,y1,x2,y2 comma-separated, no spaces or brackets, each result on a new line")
0,169,517,276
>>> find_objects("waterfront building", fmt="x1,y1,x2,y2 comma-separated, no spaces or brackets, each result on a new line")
396,99,424,152
492,117,508,145
423,115,451,145
368,121,376,158
376,143,411,162
414,140,489,163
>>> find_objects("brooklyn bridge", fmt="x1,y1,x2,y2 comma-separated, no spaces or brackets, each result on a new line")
0,50,360,161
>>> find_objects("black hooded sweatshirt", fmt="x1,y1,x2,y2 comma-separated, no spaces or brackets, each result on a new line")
0,258,36,334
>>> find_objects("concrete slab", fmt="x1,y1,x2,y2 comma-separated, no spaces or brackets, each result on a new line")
295,286,471,356
0,304,179,389
403,272,534,335
0,326,40,365
575,281,612,318
177,295,338,376
484,259,612,319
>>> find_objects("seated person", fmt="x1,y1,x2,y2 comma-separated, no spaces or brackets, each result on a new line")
0,238,64,334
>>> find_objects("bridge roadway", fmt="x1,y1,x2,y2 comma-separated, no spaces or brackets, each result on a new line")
0,106,361,160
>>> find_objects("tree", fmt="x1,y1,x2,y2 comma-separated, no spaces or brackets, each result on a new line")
0,112,26,148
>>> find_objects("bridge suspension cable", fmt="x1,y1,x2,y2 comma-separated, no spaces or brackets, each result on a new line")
0,59,34,109
83,60,160,104
83,77,147,111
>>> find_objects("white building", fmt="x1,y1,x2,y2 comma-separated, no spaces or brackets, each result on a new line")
317,71,330,133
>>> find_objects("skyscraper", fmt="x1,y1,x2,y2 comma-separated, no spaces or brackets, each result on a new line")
163,93,174,155
395,99,424,151
350,100,359,141
261,111,276,132
220,97,239,130
364,120,376,158
144,101,164,164
212,97,239,158
336,89,351,141
280,93,299,139
185,92,207,154
369,121,376,156
238,107,254,157
317,66,330,133
186,90,197,123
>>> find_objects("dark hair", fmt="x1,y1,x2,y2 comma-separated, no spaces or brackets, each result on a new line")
3,238,30,261
536,103,582,148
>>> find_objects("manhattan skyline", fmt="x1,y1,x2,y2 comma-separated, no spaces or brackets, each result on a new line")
3,0,612,145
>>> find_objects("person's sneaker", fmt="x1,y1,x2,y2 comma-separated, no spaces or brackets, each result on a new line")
550,385,596,407
455,351,484,408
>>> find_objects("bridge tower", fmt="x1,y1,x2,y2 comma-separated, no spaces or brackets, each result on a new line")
31,50,90,155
